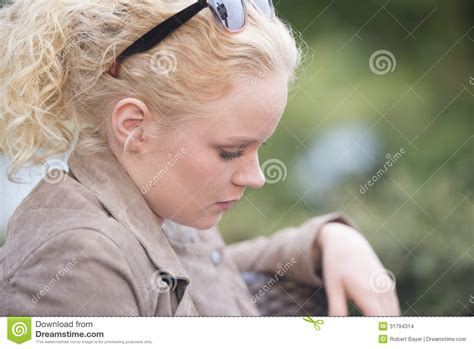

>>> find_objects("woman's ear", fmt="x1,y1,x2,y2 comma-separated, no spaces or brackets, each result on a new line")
110,98,152,153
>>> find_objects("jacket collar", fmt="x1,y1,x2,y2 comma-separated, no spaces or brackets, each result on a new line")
67,145,190,282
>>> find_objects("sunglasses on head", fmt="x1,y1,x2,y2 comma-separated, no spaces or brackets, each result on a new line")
108,0,276,78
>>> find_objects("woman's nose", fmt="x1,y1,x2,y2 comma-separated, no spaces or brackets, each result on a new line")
232,155,265,190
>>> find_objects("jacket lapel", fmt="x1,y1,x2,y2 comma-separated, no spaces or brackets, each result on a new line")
67,146,191,283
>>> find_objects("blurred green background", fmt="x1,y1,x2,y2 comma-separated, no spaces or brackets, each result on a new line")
220,0,473,316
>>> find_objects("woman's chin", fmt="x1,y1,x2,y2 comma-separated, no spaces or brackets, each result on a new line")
168,212,222,231
192,214,222,230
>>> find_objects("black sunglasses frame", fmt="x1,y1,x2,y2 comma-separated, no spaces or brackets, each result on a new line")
108,0,274,78
109,0,208,77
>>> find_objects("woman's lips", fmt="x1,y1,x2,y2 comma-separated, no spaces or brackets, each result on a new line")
215,200,237,211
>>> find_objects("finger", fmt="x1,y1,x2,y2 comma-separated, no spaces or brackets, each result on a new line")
354,294,384,316
377,289,401,316
326,280,349,316
354,289,399,316
385,289,401,316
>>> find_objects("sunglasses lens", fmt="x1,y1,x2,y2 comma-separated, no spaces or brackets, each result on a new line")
251,0,275,19
208,0,246,32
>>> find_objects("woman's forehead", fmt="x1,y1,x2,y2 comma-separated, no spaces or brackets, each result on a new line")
173,72,289,143
198,106,283,145
204,74,288,131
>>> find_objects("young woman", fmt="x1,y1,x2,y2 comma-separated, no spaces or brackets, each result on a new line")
0,0,399,316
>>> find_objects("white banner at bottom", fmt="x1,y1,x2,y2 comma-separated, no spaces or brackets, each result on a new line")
0,317,471,348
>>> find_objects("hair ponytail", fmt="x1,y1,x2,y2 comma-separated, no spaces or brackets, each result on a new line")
0,0,83,181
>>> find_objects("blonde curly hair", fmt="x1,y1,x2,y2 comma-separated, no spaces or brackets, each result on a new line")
0,0,303,181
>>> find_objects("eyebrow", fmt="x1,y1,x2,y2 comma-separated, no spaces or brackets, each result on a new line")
224,134,276,146
224,136,261,145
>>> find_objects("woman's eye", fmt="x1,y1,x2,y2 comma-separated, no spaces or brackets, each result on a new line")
219,150,245,161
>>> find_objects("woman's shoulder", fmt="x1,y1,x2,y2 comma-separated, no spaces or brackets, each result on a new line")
9,171,105,225
0,174,141,279
0,224,144,316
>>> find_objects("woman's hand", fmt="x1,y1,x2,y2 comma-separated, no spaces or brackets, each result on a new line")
315,222,401,316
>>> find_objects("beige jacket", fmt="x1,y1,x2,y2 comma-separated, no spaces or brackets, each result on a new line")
0,147,353,316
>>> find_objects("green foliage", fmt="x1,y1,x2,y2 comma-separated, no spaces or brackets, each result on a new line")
221,0,473,316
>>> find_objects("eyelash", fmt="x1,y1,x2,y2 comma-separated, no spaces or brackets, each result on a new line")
219,150,245,162
218,143,267,162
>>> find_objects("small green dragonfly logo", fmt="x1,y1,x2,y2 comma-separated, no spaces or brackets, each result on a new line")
303,316,325,331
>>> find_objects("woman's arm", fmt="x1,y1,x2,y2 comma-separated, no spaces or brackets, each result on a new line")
225,212,356,286
225,215,400,316
316,222,401,316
